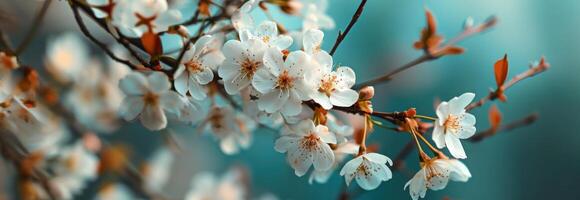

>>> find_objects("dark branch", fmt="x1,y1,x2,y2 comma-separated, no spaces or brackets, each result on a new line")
329,0,367,56
15,0,53,55
470,113,538,142
70,5,141,70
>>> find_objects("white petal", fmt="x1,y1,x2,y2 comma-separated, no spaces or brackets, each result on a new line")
461,113,476,126
258,90,289,113
315,125,336,144
284,51,309,77
140,105,167,131
458,125,476,139
435,102,449,125
295,120,316,136
311,92,333,109
188,79,207,100
339,156,363,185
271,35,293,50
160,91,184,115
312,142,335,171
330,89,359,107
274,136,298,153
405,169,427,200
120,96,144,121
364,153,392,166
303,29,324,54
287,144,313,177
252,69,276,94
336,66,356,88
432,121,446,148
448,92,475,114
147,72,171,93
355,162,382,190
222,40,244,60
280,95,303,117
174,72,188,96
256,21,278,38
220,136,239,155
445,135,467,159
225,74,251,95
262,47,284,76
446,159,472,182
119,72,148,95
194,67,214,85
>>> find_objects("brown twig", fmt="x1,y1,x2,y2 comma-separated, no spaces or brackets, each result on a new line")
14,0,53,55
70,5,141,70
329,0,368,56
470,113,538,142
466,58,549,111
354,16,498,89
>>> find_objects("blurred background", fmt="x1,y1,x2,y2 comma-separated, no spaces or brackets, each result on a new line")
1,0,578,199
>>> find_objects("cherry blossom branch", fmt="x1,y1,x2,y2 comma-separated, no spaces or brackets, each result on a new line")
354,16,498,89
0,30,14,54
0,130,60,199
14,0,53,55
70,5,141,70
466,58,549,111
328,0,368,56
470,113,538,142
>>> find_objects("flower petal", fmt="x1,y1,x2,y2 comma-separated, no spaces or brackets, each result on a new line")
174,72,188,96
147,72,171,93
119,72,148,95
140,105,167,131
258,90,289,113
330,89,358,107
445,135,467,159
120,96,144,121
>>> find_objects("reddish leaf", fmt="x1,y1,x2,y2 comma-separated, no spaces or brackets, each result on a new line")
494,54,509,88
425,9,437,35
488,105,502,131
439,46,465,56
141,31,163,57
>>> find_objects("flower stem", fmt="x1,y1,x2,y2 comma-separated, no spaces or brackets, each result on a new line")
415,115,437,121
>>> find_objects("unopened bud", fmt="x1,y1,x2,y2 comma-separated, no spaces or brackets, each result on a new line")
358,86,375,100
463,16,474,30
280,1,303,15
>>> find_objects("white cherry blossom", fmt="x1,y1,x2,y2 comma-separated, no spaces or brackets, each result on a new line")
142,148,174,193
339,152,393,190
302,0,335,30
432,92,477,159
45,33,88,83
219,38,267,94
174,35,224,100
309,142,358,184
404,158,471,200
119,72,184,131
252,48,312,116
50,141,99,199
185,169,247,200
274,119,336,176
201,106,254,155
239,21,293,50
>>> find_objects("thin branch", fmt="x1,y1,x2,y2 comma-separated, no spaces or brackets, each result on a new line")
0,30,14,54
466,58,549,111
470,113,538,142
355,16,498,88
70,5,141,70
14,0,53,55
329,0,368,56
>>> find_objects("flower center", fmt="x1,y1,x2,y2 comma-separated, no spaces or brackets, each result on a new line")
276,70,295,90
240,58,260,79
185,60,203,73
318,74,337,96
300,133,320,151
425,163,446,182
262,35,270,43
356,159,371,177
142,92,159,106
443,114,461,133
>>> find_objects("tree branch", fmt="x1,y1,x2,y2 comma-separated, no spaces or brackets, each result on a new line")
470,113,538,142
70,5,141,70
329,0,367,56
354,16,498,88
15,0,53,55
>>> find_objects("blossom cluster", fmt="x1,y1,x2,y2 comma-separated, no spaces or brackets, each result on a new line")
0,0,547,199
